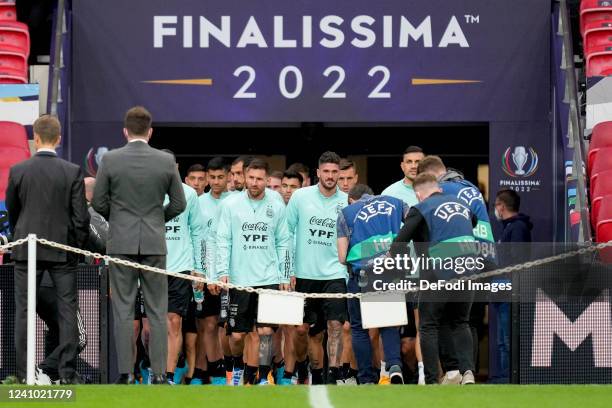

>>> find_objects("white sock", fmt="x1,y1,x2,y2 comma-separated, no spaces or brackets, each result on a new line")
446,370,460,378
418,362,424,374
380,361,388,376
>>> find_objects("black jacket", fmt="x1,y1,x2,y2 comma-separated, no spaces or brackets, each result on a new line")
500,213,532,243
5,151,90,262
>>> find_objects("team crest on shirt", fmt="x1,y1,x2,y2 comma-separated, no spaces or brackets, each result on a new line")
457,187,484,206
266,205,274,218
433,202,471,222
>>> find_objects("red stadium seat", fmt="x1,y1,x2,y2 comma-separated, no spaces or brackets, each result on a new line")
0,51,25,76
0,21,29,57
586,45,612,76
584,20,612,54
596,199,612,262
590,169,612,201
588,121,612,171
0,2,16,21
0,66,25,83
581,0,612,36
592,194,612,227
588,147,612,177
0,121,30,202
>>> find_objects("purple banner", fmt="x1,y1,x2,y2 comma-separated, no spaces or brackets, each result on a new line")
72,0,550,123
70,0,555,241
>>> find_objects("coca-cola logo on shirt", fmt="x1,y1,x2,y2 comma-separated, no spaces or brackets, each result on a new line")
242,222,269,232
309,216,336,229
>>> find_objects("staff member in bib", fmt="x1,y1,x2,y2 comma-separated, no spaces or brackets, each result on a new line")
392,173,478,385
337,184,409,385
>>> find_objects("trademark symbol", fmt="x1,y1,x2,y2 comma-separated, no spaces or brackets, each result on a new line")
464,15,479,24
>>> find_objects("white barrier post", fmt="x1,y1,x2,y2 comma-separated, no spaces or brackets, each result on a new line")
26,234,37,385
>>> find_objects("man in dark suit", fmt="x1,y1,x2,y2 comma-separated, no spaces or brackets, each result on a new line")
92,106,186,384
6,115,90,384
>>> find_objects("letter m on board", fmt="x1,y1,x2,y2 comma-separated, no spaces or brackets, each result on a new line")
531,289,612,368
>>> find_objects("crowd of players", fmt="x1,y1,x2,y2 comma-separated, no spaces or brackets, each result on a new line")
123,145,495,387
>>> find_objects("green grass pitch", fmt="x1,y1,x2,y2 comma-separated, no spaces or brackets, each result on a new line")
2,385,612,408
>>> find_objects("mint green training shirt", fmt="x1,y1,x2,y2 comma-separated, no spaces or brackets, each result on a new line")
165,184,206,273
285,185,348,281
381,179,418,207
198,191,231,280
215,190,291,286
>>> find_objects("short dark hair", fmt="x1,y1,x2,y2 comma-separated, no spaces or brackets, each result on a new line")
186,164,205,175
246,158,269,174
413,173,439,190
270,170,284,180
287,162,309,174
282,170,303,185
124,106,152,136
496,189,520,212
318,151,341,167
339,158,356,172
161,148,176,162
404,146,423,155
417,155,446,175
206,157,227,172
33,115,61,144
232,155,253,168
348,184,373,201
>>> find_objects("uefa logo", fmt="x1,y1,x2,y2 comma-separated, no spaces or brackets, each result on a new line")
84,146,109,176
502,146,538,178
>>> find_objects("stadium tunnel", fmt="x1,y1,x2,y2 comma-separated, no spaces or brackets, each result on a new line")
152,123,490,199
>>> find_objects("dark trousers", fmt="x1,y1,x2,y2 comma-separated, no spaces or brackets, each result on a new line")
347,276,401,384
109,254,167,375
489,302,510,383
37,285,87,379
37,285,60,378
14,259,79,379
419,290,474,384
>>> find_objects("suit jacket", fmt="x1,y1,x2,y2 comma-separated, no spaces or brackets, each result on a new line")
5,151,90,262
92,141,186,255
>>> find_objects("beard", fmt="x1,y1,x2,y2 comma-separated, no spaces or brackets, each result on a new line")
321,178,337,190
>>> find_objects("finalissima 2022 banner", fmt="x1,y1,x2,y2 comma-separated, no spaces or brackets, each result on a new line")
70,0,554,241
71,0,549,123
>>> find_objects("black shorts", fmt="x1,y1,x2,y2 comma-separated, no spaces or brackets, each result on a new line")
219,290,230,329
227,285,278,333
135,287,146,319
195,285,221,319
168,272,193,317
400,304,417,339
182,298,198,334
295,278,347,334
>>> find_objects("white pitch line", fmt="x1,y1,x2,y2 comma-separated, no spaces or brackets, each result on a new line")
308,385,335,408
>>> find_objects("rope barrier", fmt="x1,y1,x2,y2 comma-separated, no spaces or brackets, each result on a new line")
1,237,611,300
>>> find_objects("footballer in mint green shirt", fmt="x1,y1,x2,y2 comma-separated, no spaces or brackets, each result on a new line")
285,152,348,379
165,183,205,274
215,171,291,288
380,147,424,207
214,160,290,383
